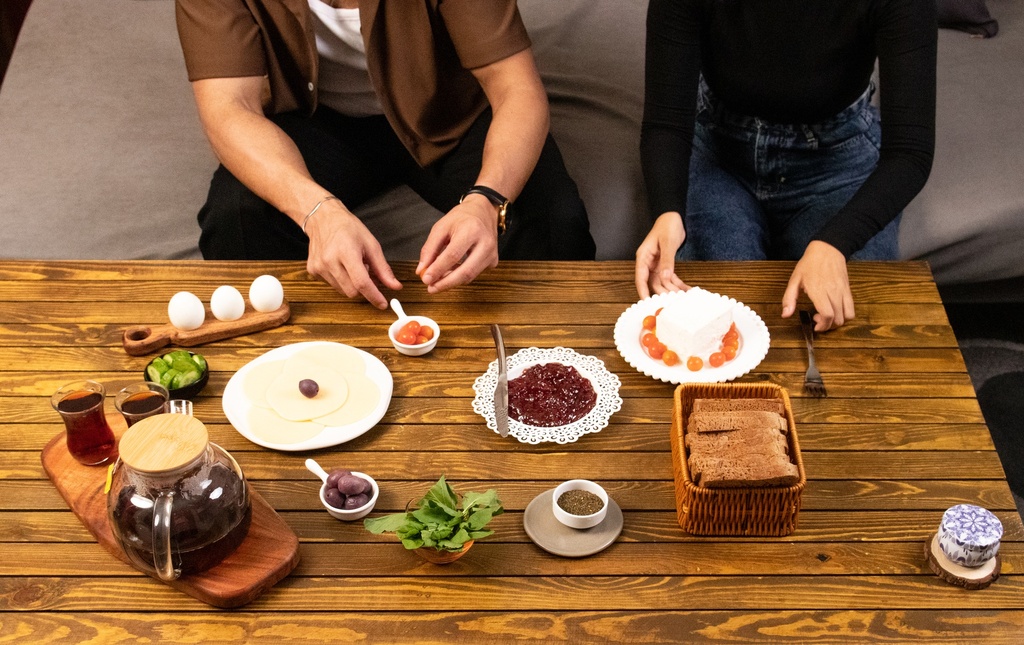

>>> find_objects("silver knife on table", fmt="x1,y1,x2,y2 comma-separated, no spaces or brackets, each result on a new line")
490,324,509,437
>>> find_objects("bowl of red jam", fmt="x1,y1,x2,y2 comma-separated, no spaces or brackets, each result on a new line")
507,361,598,429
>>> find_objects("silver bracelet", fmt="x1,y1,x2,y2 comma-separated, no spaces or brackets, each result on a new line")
301,195,340,233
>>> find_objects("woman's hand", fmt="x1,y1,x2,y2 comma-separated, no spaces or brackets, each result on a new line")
635,211,689,299
781,240,855,331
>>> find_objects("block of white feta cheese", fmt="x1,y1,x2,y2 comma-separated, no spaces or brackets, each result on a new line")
655,288,733,359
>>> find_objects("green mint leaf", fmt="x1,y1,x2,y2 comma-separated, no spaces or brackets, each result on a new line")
461,489,499,510
423,475,460,512
465,508,495,531
399,537,424,550
412,504,457,526
421,525,452,543
363,512,412,534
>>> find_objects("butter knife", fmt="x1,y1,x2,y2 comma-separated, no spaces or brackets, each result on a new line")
490,324,510,437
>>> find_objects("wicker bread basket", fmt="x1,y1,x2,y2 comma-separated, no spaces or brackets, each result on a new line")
670,382,805,536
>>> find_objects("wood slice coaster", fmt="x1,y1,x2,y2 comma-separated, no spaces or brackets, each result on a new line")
40,415,300,608
925,532,1000,590
122,301,290,356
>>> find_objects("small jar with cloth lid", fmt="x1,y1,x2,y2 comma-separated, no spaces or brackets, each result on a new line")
937,504,1003,567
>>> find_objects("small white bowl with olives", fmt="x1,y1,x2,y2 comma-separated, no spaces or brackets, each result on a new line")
305,458,379,521
552,479,608,530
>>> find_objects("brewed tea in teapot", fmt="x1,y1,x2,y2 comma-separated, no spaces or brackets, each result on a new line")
107,413,250,580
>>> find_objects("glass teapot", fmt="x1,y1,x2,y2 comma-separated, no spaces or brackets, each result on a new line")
106,412,251,580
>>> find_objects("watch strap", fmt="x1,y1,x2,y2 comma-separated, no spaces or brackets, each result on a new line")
460,185,510,234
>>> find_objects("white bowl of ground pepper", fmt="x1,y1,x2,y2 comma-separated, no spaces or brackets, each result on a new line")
552,479,609,529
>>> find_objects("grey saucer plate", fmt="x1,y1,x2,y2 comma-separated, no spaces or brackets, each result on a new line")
523,489,623,557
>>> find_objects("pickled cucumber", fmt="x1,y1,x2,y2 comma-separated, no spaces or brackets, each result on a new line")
146,350,207,390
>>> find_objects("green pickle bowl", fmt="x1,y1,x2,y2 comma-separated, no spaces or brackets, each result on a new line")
143,349,210,400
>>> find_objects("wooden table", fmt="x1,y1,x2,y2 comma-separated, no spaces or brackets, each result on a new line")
1,260,1020,643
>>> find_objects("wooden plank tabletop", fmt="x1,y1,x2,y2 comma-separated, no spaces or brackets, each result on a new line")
1,259,1021,643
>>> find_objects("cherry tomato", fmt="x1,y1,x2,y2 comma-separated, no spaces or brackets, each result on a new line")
396,329,419,345
722,338,739,353
400,320,421,336
686,356,703,371
662,350,679,366
415,334,430,345
723,330,739,344
722,346,738,361
729,322,737,334
418,325,435,341
708,352,726,368
642,315,657,331
641,331,659,349
648,342,667,360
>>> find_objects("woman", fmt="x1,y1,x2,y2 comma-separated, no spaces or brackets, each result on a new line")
636,0,936,330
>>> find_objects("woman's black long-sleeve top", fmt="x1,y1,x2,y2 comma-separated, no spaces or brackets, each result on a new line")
640,0,937,257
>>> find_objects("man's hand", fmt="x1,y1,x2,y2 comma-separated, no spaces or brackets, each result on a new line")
416,193,500,293
635,211,689,299
781,240,854,331
305,201,402,309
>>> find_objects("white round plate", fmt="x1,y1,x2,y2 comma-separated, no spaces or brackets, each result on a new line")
471,347,623,445
613,291,770,384
222,341,393,451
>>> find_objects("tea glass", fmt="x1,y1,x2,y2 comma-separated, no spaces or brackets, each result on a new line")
50,380,118,466
115,382,169,427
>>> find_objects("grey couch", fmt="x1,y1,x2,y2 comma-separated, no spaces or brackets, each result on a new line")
2,0,1022,300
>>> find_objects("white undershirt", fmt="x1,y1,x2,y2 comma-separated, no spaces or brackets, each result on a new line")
308,1,383,117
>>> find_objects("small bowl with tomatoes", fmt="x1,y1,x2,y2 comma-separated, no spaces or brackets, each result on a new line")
389,315,440,356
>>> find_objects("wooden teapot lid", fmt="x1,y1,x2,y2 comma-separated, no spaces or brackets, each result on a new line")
119,413,208,473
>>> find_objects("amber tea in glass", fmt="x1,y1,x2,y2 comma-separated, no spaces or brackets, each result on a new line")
51,380,118,466
115,382,169,427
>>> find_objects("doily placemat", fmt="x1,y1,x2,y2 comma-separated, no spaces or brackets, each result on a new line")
472,347,622,444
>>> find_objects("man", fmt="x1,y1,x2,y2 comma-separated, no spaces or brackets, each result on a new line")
175,0,595,308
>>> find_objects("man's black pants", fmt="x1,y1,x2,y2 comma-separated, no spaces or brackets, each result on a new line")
196,107,596,261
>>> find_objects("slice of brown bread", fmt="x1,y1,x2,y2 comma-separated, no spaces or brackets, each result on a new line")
692,398,786,416
687,410,788,434
685,425,789,456
689,446,792,483
686,431,788,480
697,455,800,488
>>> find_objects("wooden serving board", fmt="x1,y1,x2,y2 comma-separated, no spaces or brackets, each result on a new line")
40,413,300,608
122,301,291,356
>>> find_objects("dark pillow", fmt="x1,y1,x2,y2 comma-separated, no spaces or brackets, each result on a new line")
937,0,999,38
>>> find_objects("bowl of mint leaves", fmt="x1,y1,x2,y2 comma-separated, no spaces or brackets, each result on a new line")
363,475,502,564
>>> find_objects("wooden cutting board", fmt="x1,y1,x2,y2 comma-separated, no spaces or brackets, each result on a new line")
40,414,300,608
122,301,290,356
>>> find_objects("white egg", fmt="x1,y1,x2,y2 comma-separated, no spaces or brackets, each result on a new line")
210,285,246,322
167,291,206,331
249,275,284,312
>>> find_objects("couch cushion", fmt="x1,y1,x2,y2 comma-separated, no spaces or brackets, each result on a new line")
0,0,211,260
901,0,1024,287
519,0,649,260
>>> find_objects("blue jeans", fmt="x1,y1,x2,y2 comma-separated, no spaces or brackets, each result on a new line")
679,80,899,261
